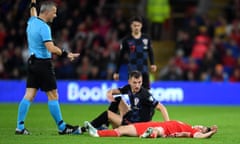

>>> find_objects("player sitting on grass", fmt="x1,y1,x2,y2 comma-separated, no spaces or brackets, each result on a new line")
81,70,169,132
84,120,218,138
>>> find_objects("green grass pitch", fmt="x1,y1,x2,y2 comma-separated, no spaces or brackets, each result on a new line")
0,104,239,144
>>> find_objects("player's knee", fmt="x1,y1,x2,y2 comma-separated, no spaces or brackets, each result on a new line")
46,90,59,100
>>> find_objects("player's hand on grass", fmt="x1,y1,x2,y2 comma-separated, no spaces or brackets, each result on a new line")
211,125,218,133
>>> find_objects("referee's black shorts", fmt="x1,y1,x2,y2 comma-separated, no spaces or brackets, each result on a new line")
26,56,57,92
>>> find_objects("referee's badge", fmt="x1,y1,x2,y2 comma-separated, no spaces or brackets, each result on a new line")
143,39,148,49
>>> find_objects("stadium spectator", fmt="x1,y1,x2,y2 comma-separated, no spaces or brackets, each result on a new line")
183,57,199,81
199,50,218,80
191,26,211,60
175,29,193,57
1,0,239,82
214,15,228,39
159,57,183,81
0,22,7,49
229,67,240,82
210,64,229,82
222,49,236,75
0,0,124,80
146,0,170,40
76,55,93,80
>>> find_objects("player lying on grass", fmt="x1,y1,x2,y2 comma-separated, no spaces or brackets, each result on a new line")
84,120,217,138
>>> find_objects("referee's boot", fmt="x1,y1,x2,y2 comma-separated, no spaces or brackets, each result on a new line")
58,124,82,135
15,128,31,135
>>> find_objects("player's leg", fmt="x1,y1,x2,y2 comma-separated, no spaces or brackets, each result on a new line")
86,96,122,130
84,121,119,137
118,99,130,117
39,60,78,134
46,90,81,134
85,121,137,137
16,58,38,135
116,124,138,136
95,124,138,137
88,110,108,130
107,110,123,127
46,90,65,131
142,73,150,89
15,88,37,135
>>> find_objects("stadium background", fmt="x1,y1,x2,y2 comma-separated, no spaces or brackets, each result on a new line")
0,0,240,105
0,0,239,82
0,1,240,144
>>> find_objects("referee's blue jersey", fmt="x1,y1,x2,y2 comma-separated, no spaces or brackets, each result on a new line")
26,16,52,59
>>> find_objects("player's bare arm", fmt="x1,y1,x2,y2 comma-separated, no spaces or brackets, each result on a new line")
193,125,218,138
44,41,80,61
107,89,121,102
172,132,191,137
155,103,170,121
30,0,37,17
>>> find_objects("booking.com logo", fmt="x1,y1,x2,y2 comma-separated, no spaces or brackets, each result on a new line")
67,82,184,102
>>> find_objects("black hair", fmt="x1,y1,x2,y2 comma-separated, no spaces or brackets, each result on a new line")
206,127,211,133
129,70,142,79
129,15,143,24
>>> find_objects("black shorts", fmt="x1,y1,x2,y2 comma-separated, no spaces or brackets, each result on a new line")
121,111,133,125
121,110,153,125
26,56,57,91
121,111,141,125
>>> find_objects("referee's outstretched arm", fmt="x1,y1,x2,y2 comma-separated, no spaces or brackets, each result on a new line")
30,0,37,17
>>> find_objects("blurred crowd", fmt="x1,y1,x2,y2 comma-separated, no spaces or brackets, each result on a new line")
159,0,240,82
0,0,240,82
0,0,128,80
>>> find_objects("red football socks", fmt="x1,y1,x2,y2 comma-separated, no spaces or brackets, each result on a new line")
98,129,120,137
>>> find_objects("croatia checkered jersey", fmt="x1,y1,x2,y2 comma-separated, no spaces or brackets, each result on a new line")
116,34,155,74
118,84,159,121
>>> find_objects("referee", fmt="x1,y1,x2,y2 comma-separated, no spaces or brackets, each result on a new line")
113,16,157,89
15,0,80,135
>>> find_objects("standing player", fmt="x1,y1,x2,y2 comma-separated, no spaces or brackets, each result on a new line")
15,0,81,135
85,120,218,138
82,71,169,131
113,16,157,89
